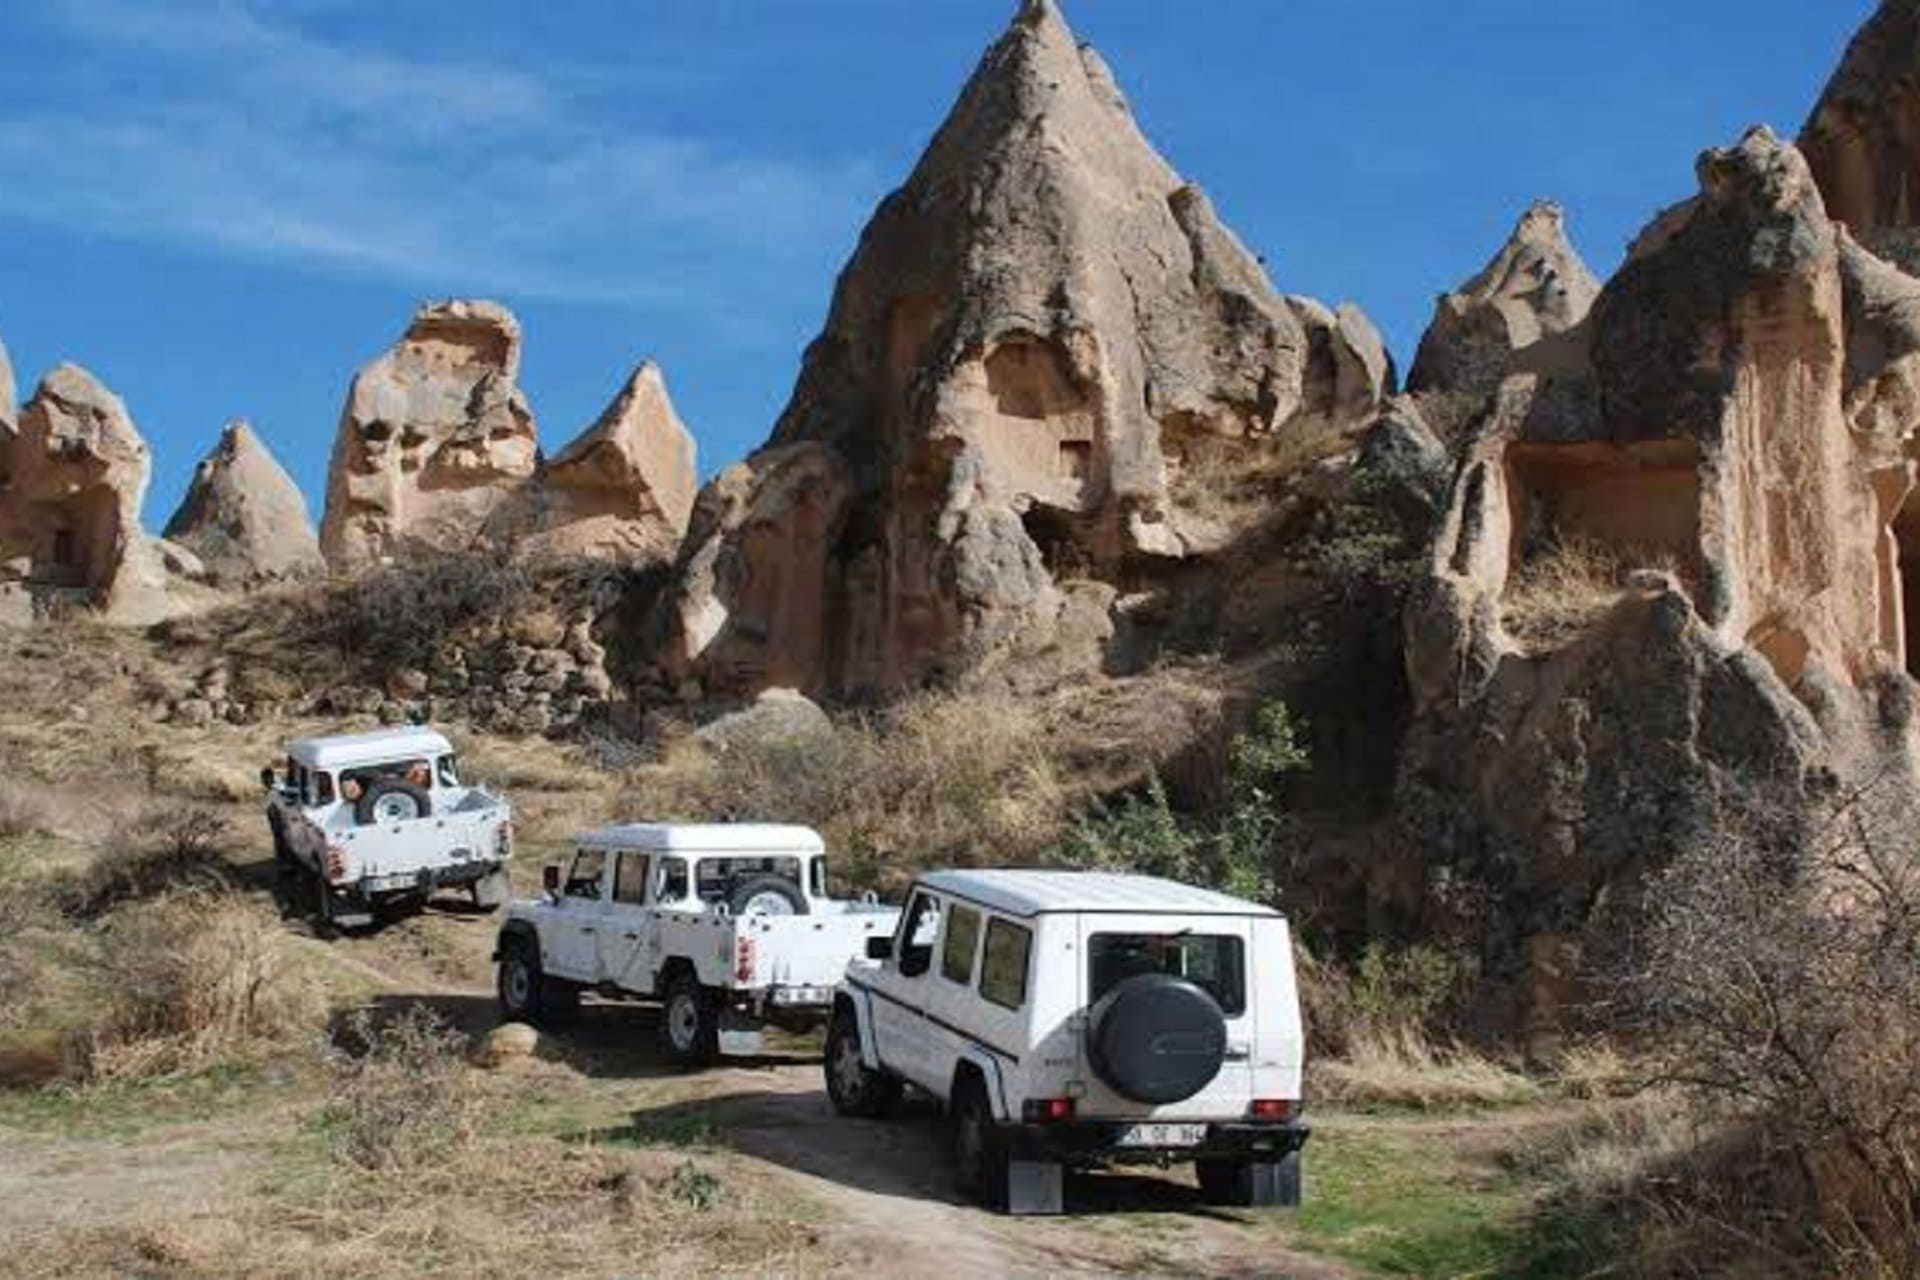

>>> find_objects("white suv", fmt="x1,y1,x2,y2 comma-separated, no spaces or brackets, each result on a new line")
824,869,1307,1215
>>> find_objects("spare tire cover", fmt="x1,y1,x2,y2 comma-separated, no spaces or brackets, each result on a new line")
1087,974,1228,1105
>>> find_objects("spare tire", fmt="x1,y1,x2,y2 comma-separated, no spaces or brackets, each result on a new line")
1087,973,1227,1105
355,778,432,826
727,874,808,916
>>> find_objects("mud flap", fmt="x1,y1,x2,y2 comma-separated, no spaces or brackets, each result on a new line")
1005,1160,1064,1216
717,1008,765,1058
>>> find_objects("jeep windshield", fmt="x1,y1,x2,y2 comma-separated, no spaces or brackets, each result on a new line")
1089,932,1246,1016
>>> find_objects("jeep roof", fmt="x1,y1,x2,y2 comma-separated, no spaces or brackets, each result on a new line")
575,822,826,855
913,869,1281,919
288,726,454,770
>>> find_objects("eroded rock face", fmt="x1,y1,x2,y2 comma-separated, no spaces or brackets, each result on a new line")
1399,127,1920,1043
0,330,16,438
320,301,539,572
665,0,1390,699
1802,0,1920,270
164,421,323,587
523,361,698,565
1407,201,1599,410
0,364,169,624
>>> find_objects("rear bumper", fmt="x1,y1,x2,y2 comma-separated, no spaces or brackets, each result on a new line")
356,859,505,896
998,1118,1310,1166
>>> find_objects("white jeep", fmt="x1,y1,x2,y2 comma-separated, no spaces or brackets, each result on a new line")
493,824,899,1064
263,727,513,929
825,869,1308,1215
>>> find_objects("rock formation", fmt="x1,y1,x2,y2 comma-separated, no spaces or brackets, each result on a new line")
663,0,1392,700
1801,0,1920,269
522,361,698,565
163,421,323,587
1398,126,1920,1041
0,364,169,624
320,300,539,572
320,303,699,574
0,330,16,437
1406,201,1600,409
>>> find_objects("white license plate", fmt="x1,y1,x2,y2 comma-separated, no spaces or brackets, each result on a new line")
1117,1123,1207,1148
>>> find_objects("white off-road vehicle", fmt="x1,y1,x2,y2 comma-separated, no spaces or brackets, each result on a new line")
263,727,513,929
493,824,899,1064
825,870,1308,1215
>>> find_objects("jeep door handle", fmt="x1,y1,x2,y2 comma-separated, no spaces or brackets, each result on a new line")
580,927,596,935
623,931,639,940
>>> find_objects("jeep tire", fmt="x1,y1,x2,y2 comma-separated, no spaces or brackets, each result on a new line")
355,778,432,827
1087,973,1228,1105
497,937,546,1021
824,1005,899,1118
726,874,808,917
1198,1150,1301,1209
951,1078,1010,1211
662,971,720,1066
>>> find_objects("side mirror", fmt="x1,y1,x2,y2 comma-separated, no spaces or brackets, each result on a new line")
260,767,278,792
865,935,895,962
542,864,561,895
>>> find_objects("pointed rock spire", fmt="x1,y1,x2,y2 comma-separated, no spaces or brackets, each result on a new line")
1408,200,1600,400
164,420,323,586
668,0,1389,699
528,360,699,564
0,329,15,437
1802,0,1920,256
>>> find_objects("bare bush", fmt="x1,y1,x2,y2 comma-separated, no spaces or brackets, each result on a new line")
1624,788,1920,1273
66,807,233,917
75,891,325,1081
307,553,533,673
321,1006,479,1172
1502,535,1677,650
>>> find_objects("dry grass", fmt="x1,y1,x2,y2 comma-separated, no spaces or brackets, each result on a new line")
71,891,326,1082
64,807,237,918
1313,1025,1543,1111
1501,534,1676,650
321,1006,480,1173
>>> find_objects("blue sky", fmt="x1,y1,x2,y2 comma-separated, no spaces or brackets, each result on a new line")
0,0,1870,525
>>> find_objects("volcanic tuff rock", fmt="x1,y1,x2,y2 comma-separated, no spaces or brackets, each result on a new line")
0,330,15,437
164,421,323,587
1801,0,1920,271
1406,201,1600,409
320,303,699,573
320,300,539,572
1398,126,1920,1041
663,0,1392,700
522,361,698,564
0,364,169,624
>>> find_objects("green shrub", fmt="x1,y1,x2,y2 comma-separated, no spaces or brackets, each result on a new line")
1351,943,1464,1032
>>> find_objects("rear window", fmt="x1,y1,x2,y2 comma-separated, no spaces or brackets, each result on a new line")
694,856,805,904
1089,933,1246,1016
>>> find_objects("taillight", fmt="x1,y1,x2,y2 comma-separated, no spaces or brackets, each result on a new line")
1251,1098,1295,1121
324,846,349,884
734,936,756,982
1022,1097,1076,1123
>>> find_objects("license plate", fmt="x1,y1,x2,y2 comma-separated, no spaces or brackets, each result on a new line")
1117,1123,1207,1148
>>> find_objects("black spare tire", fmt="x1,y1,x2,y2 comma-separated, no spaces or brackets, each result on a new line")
355,778,432,827
726,874,809,916
1087,973,1228,1105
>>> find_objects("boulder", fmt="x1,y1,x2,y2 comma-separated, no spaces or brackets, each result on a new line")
523,361,698,565
319,300,539,572
695,688,836,755
1407,200,1599,406
164,421,323,587
475,1021,542,1068
662,0,1390,699
0,364,169,624
1397,127,1920,1037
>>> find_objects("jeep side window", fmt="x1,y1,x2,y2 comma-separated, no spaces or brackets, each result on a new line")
564,849,607,899
658,858,689,903
613,853,650,906
896,892,943,978
436,755,459,787
979,917,1033,1011
312,771,335,806
941,904,982,985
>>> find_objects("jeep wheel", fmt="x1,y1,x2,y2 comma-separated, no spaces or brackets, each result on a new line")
355,778,432,827
497,939,545,1021
951,1079,1010,1211
824,1006,898,1118
726,874,808,917
1198,1151,1301,1209
662,972,719,1066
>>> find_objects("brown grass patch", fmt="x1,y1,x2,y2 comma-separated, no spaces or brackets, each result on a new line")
1313,1026,1542,1111
1501,535,1675,651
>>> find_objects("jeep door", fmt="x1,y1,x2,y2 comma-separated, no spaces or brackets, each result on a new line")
595,851,656,993
866,889,945,1090
1075,914,1258,1118
545,847,613,980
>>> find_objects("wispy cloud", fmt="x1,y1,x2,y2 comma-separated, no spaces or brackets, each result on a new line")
0,0,876,316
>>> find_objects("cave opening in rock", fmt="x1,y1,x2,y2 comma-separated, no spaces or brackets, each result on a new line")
1897,502,1920,680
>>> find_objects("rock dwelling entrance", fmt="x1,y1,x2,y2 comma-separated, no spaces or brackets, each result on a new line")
1898,501,1920,679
